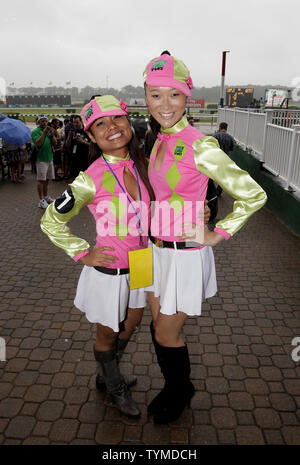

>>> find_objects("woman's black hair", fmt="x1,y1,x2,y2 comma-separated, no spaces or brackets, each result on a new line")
160,50,171,56
149,115,161,139
88,120,155,201
90,94,102,100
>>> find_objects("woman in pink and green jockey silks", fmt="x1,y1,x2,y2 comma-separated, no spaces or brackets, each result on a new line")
41,95,155,418
143,51,267,424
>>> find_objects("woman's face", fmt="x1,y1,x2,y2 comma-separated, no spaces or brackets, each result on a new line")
145,86,187,129
88,115,132,156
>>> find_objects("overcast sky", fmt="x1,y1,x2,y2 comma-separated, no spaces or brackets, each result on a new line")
1,0,299,89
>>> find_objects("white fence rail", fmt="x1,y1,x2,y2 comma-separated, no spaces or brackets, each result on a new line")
270,110,300,128
218,108,300,193
264,125,293,178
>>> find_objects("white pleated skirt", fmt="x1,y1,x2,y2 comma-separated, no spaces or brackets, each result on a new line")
146,243,217,316
74,266,146,332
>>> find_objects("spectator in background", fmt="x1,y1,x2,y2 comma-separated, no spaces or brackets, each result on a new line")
51,118,63,181
65,115,90,178
214,122,235,196
62,117,71,179
31,115,57,209
58,120,64,136
29,116,39,174
2,142,27,183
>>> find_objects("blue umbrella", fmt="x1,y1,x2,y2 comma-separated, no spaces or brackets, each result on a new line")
0,117,32,145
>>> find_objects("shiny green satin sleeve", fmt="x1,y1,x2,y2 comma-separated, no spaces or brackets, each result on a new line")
40,171,96,259
193,136,267,237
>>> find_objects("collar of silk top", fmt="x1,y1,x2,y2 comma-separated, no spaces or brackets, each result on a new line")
100,152,131,164
101,153,143,240
160,114,189,136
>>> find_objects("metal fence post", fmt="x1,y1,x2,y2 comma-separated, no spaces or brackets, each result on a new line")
245,110,250,148
232,109,236,138
217,108,221,125
285,125,300,190
261,110,273,162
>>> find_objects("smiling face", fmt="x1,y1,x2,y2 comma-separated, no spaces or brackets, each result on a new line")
87,115,132,157
145,86,187,129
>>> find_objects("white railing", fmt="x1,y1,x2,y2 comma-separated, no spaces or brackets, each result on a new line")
270,110,300,128
290,132,300,191
218,108,266,156
264,124,293,179
218,107,300,193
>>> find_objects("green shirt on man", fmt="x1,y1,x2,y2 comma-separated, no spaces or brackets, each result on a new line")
31,127,53,162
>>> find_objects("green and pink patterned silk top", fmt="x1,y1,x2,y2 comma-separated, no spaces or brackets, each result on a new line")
148,115,267,242
41,154,151,268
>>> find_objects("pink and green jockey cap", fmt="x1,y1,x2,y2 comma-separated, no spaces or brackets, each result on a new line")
143,52,193,96
81,95,128,131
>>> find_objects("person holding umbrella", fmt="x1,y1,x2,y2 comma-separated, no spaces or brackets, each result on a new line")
0,114,32,182
0,113,31,182
31,115,57,209
2,141,27,183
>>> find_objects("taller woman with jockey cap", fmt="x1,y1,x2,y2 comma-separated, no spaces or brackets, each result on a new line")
143,51,267,424
41,95,154,418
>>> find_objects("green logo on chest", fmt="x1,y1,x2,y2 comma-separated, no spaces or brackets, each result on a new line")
173,138,187,161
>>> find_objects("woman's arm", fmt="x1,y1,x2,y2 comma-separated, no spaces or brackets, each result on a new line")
193,136,267,240
40,171,96,261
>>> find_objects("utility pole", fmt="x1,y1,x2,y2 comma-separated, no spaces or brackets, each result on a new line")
220,51,230,108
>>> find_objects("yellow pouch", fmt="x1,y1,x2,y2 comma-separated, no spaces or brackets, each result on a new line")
128,248,153,290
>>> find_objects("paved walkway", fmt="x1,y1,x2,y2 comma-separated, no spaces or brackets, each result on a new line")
0,167,300,445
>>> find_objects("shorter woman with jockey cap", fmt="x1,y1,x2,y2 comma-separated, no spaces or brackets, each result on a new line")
41,95,155,418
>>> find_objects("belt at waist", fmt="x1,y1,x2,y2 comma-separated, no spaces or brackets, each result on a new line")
93,266,129,275
149,235,200,250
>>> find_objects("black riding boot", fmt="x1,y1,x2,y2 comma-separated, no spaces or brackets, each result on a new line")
93,346,141,418
153,343,195,424
95,338,137,391
148,324,195,423
147,321,169,414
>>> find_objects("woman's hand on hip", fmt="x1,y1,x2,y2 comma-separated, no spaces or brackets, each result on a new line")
204,200,211,224
178,224,224,247
80,246,118,267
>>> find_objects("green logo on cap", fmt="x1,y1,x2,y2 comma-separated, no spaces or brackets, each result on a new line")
152,60,167,71
85,105,93,120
